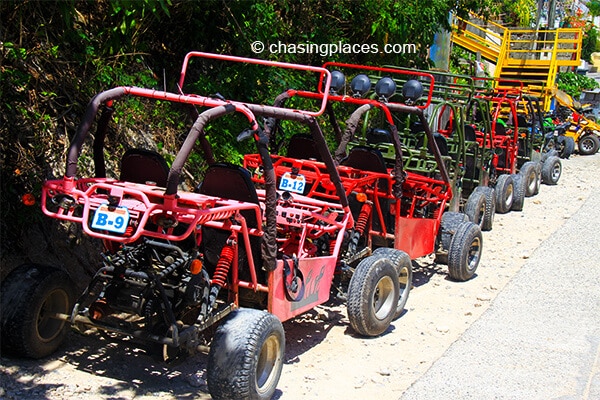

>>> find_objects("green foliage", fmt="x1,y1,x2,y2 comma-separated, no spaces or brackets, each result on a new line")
588,0,600,17
582,23,599,63
557,72,600,98
499,0,535,27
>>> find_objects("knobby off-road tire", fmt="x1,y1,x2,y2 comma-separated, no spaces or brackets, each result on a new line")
511,173,526,211
0,264,75,358
347,255,400,337
477,186,495,231
465,186,495,231
207,308,285,400
447,222,483,281
464,190,485,227
494,174,514,214
578,134,600,155
519,161,540,197
372,247,412,320
541,155,561,185
435,211,469,264
557,135,575,159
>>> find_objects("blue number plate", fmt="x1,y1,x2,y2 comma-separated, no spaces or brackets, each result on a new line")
279,172,306,194
91,204,130,234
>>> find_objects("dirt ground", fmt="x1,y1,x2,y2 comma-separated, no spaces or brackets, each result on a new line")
1,152,599,400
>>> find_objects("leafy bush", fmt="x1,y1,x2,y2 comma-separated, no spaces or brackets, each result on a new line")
557,71,599,98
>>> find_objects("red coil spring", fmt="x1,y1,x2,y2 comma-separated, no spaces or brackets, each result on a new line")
212,243,234,287
329,239,336,256
355,202,372,235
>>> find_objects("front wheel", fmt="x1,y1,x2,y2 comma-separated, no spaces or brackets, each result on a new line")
519,161,540,197
0,265,75,358
464,189,486,228
541,155,561,185
207,308,285,400
347,255,400,337
511,173,526,211
494,174,514,214
578,134,600,155
447,222,483,281
557,135,575,159
372,247,413,320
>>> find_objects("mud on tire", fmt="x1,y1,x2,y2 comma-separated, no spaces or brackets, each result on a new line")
0,264,75,359
347,255,400,337
207,308,285,400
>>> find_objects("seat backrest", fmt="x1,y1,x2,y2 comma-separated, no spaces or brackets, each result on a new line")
432,133,449,156
517,115,528,129
120,149,169,187
495,123,507,136
287,134,321,161
416,133,449,157
464,124,477,142
366,128,392,145
198,163,263,284
198,163,260,228
342,146,388,174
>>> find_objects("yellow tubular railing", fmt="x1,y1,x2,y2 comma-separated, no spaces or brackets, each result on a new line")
451,13,583,111
451,16,504,61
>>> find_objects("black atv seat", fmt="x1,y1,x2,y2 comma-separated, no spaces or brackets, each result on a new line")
198,163,260,227
287,133,321,161
495,123,507,136
366,128,393,145
197,163,263,283
120,148,169,187
342,146,388,174
517,115,529,128
464,124,477,142
417,133,450,157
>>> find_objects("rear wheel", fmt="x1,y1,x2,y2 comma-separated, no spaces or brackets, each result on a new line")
207,308,285,400
511,173,526,211
541,155,561,185
578,134,600,155
447,222,483,281
372,248,412,320
0,265,74,358
494,174,514,214
347,255,400,336
519,161,539,197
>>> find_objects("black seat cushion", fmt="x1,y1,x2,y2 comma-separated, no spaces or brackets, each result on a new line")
287,134,321,161
120,149,169,186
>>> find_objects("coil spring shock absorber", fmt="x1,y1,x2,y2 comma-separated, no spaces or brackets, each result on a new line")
208,236,236,308
348,201,372,254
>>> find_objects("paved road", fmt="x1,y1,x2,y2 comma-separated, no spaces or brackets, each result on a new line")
401,187,600,400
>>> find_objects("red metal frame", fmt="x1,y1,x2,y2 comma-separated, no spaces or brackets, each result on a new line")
41,53,362,324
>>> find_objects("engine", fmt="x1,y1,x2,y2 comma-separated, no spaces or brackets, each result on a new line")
77,239,212,334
